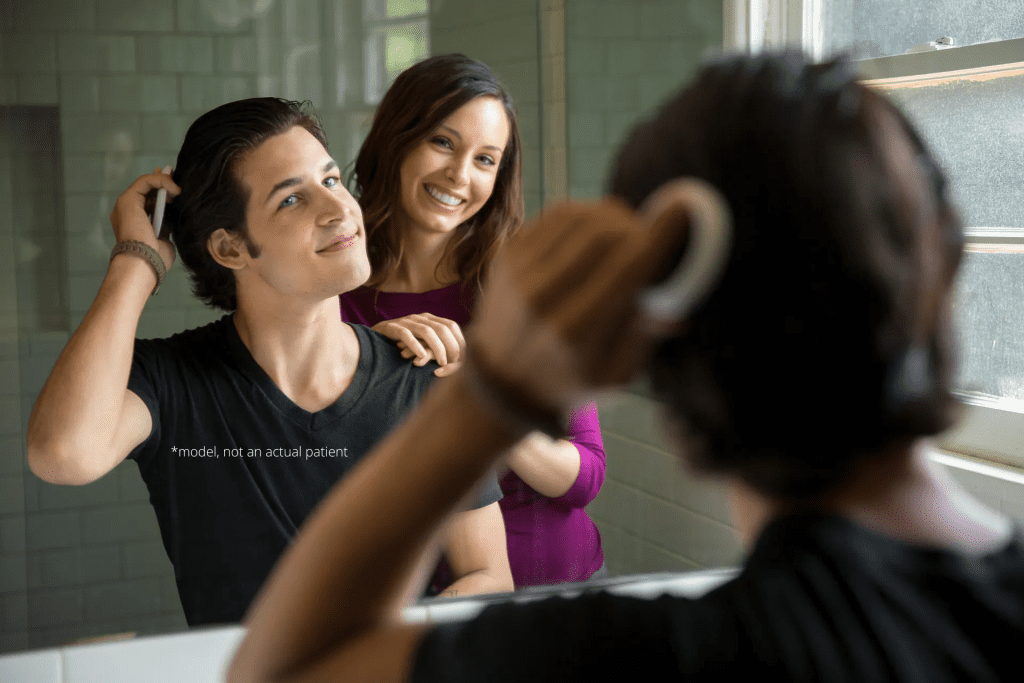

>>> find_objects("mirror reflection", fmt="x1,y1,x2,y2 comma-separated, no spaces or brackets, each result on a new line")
0,0,727,653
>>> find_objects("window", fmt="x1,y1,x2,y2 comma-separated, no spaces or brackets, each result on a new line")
826,6,1024,468
726,0,1024,468
821,0,1024,60
362,0,430,104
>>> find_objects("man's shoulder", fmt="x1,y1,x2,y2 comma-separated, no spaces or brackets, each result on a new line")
350,323,441,380
134,314,232,364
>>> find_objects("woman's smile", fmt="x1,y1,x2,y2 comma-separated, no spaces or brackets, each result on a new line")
425,184,465,209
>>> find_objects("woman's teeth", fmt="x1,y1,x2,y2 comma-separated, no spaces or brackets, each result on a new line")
427,185,462,206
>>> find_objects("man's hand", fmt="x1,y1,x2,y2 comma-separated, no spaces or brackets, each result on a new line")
468,195,696,415
110,167,180,272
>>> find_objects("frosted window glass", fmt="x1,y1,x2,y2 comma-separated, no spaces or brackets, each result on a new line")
883,73,1024,230
884,72,1024,407
823,0,1024,59
364,0,427,22
363,20,429,104
951,248,1024,405
387,0,428,18
385,24,428,75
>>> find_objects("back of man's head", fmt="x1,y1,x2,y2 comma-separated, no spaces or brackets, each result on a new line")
165,98,327,311
610,52,963,500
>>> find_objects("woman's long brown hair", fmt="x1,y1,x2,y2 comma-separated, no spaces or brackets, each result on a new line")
349,53,524,301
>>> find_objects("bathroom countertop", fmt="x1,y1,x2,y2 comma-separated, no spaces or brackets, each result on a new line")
0,568,738,683
411,567,739,624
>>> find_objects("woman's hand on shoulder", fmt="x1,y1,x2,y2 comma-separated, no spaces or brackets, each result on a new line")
372,313,466,377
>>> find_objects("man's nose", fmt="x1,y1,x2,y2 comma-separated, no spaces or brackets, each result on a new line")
318,186,356,222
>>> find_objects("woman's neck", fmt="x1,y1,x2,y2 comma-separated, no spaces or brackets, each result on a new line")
377,222,460,294
728,441,1011,554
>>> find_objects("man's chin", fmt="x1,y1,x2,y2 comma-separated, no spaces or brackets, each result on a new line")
334,268,373,297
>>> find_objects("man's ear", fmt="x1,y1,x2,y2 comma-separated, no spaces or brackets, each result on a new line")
207,228,247,270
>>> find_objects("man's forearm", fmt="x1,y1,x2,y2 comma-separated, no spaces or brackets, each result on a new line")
27,256,153,481
387,529,447,616
229,372,526,683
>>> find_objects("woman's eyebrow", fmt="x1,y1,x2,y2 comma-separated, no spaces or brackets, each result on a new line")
439,124,503,153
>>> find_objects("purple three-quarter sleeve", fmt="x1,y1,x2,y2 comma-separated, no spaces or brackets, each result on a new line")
551,402,606,509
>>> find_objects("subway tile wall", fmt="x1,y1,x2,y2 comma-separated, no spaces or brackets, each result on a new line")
0,0,520,653
592,392,742,576
564,0,723,199
540,0,567,203
430,0,544,217
0,0,558,655
564,0,730,579
1,0,265,649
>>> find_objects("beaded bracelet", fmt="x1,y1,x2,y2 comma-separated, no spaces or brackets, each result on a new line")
110,240,166,295
460,351,569,439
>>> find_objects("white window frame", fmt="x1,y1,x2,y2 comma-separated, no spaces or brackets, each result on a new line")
724,1,1024,470
860,44,1024,470
723,0,822,59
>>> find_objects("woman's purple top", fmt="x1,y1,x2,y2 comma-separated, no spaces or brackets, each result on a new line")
340,283,606,587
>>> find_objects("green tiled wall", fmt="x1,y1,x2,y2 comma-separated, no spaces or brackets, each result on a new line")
430,0,544,218
565,0,722,198
0,0,550,655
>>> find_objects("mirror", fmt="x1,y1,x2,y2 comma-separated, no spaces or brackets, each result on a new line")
0,0,734,654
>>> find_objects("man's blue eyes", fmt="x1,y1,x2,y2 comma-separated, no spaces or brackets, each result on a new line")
279,177,341,208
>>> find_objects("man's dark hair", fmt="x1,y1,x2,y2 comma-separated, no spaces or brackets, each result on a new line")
165,97,327,311
610,52,964,499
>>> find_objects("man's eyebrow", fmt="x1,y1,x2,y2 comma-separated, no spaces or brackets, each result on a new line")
439,125,504,154
264,159,339,205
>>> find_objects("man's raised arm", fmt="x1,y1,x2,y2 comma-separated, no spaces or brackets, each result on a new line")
27,170,180,485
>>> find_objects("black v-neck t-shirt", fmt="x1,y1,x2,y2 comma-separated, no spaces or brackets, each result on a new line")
127,315,501,625
412,513,1024,682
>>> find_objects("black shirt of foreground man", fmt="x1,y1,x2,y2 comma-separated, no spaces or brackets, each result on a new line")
412,513,1024,682
128,316,502,625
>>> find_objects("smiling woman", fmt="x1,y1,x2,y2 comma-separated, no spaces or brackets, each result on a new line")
396,97,511,241
340,54,611,593
348,54,524,300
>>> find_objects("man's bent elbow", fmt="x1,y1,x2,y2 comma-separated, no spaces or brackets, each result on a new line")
27,437,106,485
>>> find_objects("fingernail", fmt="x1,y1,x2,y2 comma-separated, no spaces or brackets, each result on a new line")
162,165,172,175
